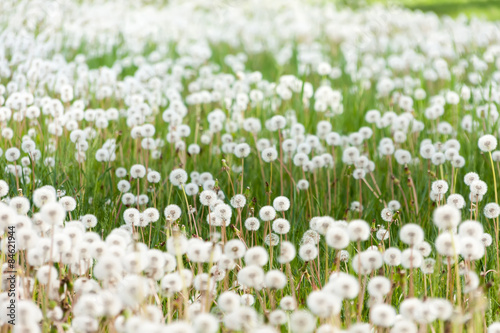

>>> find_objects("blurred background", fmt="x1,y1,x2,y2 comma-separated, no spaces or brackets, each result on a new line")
337,0,500,20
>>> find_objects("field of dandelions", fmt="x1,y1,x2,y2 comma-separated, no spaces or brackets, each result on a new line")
3,0,500,332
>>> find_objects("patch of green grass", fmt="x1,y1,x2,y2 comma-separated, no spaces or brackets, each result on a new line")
339,0,500,19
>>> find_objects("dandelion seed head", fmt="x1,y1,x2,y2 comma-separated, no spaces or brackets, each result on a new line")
478,134,497,152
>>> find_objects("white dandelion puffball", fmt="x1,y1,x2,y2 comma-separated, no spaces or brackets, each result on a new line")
169,168,188,186
259,205,276,221
370,304,396,327
484,202,500,219
433,205,461,230
478,134,497,152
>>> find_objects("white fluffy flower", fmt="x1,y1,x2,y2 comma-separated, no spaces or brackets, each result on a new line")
370,304,396,327
433,205,461,230
273,196,290,212
169,168,188,186
484,202,500,219
259,205,276,221
478,134,498,152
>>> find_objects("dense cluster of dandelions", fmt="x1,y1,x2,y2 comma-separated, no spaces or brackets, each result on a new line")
2,0,500,332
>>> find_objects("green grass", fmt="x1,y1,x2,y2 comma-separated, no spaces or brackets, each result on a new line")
339,0,500,19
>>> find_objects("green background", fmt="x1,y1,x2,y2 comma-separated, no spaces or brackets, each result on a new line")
336,0,500,20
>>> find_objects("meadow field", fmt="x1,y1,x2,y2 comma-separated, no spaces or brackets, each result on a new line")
1,0,500,332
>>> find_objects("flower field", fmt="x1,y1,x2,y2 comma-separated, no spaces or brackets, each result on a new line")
1,0,500,332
